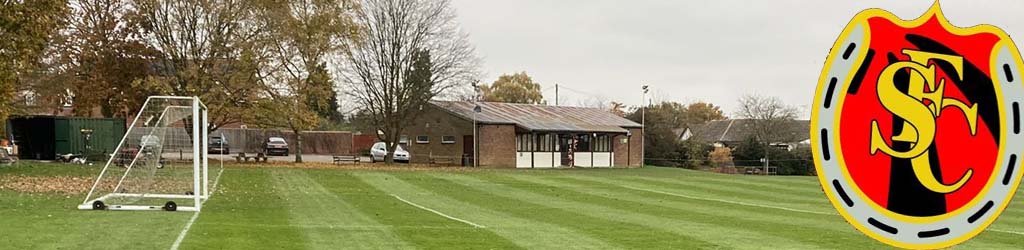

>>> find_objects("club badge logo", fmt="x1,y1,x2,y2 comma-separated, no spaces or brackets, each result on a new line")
811,2,1024,249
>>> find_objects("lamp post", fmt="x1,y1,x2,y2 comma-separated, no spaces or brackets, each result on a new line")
472,81,481,168
641,85,649,168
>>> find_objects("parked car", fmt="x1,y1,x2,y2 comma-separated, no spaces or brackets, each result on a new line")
140,135,161,152
263,137,289,156
208,136,230,154
370,142,410,163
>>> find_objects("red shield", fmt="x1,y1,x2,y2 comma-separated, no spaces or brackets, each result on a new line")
812,3,1024,249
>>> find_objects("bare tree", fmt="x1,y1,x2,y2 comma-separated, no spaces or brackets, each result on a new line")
735,94,799,174
339,0,480,163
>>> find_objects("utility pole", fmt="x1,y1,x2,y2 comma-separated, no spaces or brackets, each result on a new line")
641,85,649,167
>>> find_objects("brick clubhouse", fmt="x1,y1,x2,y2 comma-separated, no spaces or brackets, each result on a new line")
399,101,643,168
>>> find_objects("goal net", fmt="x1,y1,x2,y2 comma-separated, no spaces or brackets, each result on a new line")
79,96,212,212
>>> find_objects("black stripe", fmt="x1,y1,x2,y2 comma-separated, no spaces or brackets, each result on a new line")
842,43,857,60
868,218,898,234
1014,102,1020,134
820,129,831,161
847,49,875,95
832,179,853,207
1004,154,1017,185
1004,64,1015,82
918,228,950,238
968,201,995,224
824,77,837,109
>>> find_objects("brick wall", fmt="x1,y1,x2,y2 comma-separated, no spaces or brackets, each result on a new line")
613,128,643,167
400,105,473,164
478,124,516,167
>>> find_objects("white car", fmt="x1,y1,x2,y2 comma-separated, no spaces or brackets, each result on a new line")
371,142,410,163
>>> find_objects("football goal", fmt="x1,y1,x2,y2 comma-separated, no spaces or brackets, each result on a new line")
78,96,211,212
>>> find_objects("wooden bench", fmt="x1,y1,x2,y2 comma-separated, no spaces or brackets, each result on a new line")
235,153,268,163
429,156,456,166
333,155,358,164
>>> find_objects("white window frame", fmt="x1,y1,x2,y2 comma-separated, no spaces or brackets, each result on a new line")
416,135,429,144
441,135,456,144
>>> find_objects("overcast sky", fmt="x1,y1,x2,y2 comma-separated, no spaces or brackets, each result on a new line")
450,0,1024,118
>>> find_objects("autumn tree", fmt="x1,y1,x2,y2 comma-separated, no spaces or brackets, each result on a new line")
685,101,726,123
479,72,543,104
735,94,800,173
133,0,265,132
42,0,160,118
0,1,69,135
340,0,480,163
252,0,358,163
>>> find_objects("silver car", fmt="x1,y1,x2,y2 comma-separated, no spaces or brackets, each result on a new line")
371,142,410,163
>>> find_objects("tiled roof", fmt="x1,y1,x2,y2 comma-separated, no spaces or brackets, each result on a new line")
431,101,641,133
687,119,810,143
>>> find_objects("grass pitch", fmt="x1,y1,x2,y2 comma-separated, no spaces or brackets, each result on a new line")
1,163,1023,249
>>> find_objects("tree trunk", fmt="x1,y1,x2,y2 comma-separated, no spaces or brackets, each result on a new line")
294,130,303,163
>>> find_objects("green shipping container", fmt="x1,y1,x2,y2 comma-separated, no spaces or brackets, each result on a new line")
10,116,127,160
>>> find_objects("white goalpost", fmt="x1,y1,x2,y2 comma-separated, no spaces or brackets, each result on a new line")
78,96,211,212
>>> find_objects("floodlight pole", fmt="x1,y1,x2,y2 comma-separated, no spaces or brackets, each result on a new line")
472,81,480,168
641,85,648,168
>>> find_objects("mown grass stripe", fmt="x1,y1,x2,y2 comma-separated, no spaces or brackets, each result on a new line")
570,174,836,214
623,175,828,205
538,175,855,231
628,173,826,198
493,174,874,249
390,194,486,228
179,169,309,249
634,167,822,188
411,172,717,249
619,176,833,214
315,171,520,249
441,173,827,249
356,172,607,249
271,169,413,250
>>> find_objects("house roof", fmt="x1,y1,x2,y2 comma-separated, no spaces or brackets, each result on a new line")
686,119,810,143
430,101,642,133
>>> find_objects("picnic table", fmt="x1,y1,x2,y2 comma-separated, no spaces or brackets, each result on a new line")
235,152,267,163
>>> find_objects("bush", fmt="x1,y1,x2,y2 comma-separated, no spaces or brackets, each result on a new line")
731,136,814,175
708,147,733,167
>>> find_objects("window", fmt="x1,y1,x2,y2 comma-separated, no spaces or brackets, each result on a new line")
517,134,535,152
576,134,592,152
516,133,557,152
537,134,554,152
593,135,612,152
441,136,456,144
399,135,409,144
416,135,429,144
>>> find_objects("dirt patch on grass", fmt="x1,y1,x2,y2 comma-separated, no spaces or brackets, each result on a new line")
0,176,188,194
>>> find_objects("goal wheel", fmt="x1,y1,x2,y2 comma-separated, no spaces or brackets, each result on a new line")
92,201,106,210
163,201,177,211
185,191,194,196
